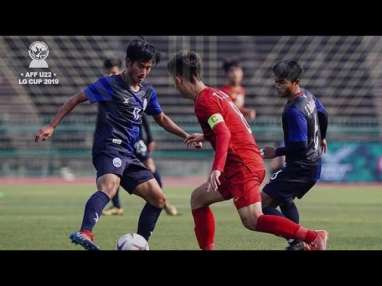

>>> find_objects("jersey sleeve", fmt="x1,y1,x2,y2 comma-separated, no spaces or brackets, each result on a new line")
83,76,113,103
285,107,308,143
279,107,308,157
197,95,231,172
315,97,327,114
195,96,222,123
315,97,328,139
145,88,162,116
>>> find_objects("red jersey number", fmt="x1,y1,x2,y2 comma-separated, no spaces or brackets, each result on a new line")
213,90,252,135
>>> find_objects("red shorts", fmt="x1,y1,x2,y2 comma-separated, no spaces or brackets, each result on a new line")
218,163,266,209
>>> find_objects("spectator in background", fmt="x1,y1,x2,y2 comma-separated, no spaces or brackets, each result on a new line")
221,59,256,121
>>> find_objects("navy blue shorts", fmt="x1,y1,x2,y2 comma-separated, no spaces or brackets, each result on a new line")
262,164,320,204
92,152,154,193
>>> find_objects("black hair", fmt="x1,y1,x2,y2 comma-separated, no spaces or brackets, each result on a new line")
103,58,122,69
272,60,302,82
222,59,241,73
125,38,160,64
167,51,202,82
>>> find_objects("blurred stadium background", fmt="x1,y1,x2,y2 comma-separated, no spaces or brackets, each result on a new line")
0,35,381,182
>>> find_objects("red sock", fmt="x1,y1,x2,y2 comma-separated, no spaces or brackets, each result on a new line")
255,215,317,243
192,207,215,250
80,229,95,241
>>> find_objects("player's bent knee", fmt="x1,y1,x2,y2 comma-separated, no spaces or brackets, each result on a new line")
243,220,258,231
240,214,258,231
102,181,118,191
152,194,166,209
100,187,118,199
190,190,199,209
241,218,257,231
147,184,166,208
97,179,120,198
190,186,208,209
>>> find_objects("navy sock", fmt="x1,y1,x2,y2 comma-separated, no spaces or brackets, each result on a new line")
262,206,284,217
80,191,110,231
263,205,299,244
280,201,299,244
111,189,121,208
137,202,162,241
280,201,299,223
153,170,163,188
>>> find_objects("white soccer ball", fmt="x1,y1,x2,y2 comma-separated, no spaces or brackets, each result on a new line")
115,233,149,250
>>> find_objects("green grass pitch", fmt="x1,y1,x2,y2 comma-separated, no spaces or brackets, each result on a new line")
0,184,381,250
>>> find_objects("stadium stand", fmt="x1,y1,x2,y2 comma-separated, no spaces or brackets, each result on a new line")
0,36,380,177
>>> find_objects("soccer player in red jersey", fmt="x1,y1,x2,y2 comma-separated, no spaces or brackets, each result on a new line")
221,59,256,121
167,51,328,250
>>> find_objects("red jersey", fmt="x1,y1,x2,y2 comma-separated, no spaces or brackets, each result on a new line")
194,87,263,171
221,85,246,101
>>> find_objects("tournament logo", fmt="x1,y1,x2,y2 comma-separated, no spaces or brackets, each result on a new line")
112,157,122,168
18,41,59,86
28,41,49,68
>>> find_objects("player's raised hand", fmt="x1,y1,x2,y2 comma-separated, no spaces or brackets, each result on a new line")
184,133,204,149
321,139,328,154
35,125,54,142
207,170,221,192
261,146,276,159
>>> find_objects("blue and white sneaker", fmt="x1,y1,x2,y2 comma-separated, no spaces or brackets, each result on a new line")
69,231,100,251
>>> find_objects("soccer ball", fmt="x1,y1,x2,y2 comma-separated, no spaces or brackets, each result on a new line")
115,233,149,250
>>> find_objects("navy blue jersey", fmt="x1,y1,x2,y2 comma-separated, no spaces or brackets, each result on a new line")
278,89,327,168
83,74,162,156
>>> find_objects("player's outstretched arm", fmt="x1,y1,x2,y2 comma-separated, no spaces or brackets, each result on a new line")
206,120,231,192
153,112,189,139
152,111,192,137
152,112,202,149
210,121,231,172
35,92,88,142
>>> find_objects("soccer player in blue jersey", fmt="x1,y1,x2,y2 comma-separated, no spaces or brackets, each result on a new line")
261,60,329,251
101,58,179,216
35,39,195,250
